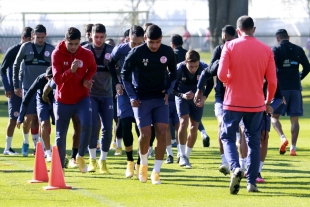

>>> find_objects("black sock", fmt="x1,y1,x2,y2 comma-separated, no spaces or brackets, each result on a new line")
126,151,134,161
71,148,78,159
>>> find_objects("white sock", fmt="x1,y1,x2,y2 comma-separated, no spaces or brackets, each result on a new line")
259,161,264,172
89,148,97,159
5,136,13,150
290,145,296,151
239,158,245,170
39,137,45,151
280,134,286,141
117,138,123,148
221,154,227,164
180,144,186,156
153,160,163,173
100,150,108,161
46,149,52,156
166,145,173,156
140,152,148,166
23,133,29,144
185,146,192,158
177,144,181,155
171,139,176,145
32,134,39,148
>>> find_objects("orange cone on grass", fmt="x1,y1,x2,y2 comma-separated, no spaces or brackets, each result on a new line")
28,142,48,183
43,146,72,190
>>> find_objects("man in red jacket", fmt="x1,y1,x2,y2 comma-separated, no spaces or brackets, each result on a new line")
52,27,97,173
218,16,277,194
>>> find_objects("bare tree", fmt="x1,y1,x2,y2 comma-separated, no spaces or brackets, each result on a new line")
124,0,155,25
209,0,248,51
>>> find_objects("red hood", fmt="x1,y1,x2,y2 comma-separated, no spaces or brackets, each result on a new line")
55,40,82,55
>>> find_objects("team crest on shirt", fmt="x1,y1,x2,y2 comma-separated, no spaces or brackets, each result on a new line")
160,56,167,64
105,53,111,60
13,111,19,117
197,75,200,80
78,60,83,68
142,59,148,66
44,51,50,57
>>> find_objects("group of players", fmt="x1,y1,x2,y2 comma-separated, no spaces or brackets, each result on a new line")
1,15,309,192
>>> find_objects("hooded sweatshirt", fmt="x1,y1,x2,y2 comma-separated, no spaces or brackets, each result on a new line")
52,40,97,104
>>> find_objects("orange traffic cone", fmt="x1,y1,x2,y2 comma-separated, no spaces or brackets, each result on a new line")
43,146,72,190
28,142,48,183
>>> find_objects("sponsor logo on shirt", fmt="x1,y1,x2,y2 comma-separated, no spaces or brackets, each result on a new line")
97,65,105,68
160,56,167,64
283,59,290,67
182,77,186,81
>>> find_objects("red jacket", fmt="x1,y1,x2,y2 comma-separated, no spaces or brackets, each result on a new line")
52,40,97,104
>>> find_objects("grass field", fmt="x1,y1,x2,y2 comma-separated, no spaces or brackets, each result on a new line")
1,52,310,207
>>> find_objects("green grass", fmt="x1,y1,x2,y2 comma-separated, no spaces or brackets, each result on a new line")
1,52,310,206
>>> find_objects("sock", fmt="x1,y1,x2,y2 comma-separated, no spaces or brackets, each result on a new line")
126,150,134,161
23,133,29,144
221,154,227,164
5,136,13,150
32,134,39,148
89,148,96,159
171,139,176,145
177,144,181,155
137,153,141,165
71,148,78,159
166,145,173,156
290,145,296,151
46,149,52,156
140,152,148,166
97,140,100,147
259,161,264,172
180,144,186,156
280,134,286,141
100,151,108,161
148,146,153,151
239,158,245,170
117,138,123,148
185,146,192,158
153,160,163,173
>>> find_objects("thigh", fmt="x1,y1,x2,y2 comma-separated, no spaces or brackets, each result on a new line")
55,101,74,132
287,90,303,116
175,96,190,118
242,112,264,139
189,100,204,123
8,94,22,120
152,98,169,125
36,101,51,123
23,89,37,115
133,99,153,128
273,90,290,116
117,93,134,119
261,114,271,132
214,101,224,118
220,110,243,142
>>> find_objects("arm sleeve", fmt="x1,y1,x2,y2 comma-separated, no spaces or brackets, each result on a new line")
121,50,137,101
165,49,177,94
0,48,15,91
218,43,229,83
52,51,74,85
203,77,214,98
265,51,277,103
171,66,183,97
299,49,310,80
108,58,120,85
13,45,25,89
84,54,97,81
207,46,222,76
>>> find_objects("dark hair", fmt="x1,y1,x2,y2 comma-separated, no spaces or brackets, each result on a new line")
145,25,162,40
85,24,94,33
143,22,153,32
105,38,115,46
185,50,200,62
65,27,81,40
275,29,289,39
170,34,183,46
222,25,236,37
22,27,33,38
45,66,53,78
92,23,106,34
130,25,144,37
34,24,46,33
236,16,254,31
124,29,130,38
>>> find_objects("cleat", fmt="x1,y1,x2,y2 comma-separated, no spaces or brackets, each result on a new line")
76,156,88,173
165,155,174,164
179,155,192,168
3,148,19,155
247,184,259,192
230,168,243,195
177,153,180,164
64,156,69,169
279,138,288,154
125,161,134,178
201,132,210,147
98,160,110,174
110,142,117,150
68,158,78,168
88,158,97,172
46,153,52,162
171,142,178,148
138,165,148,183
219,163,230,176
33,148,36,156
256,173,265,183
135,163,140,179
114,147,122,156
290,149,297,156
151,171,161,185
22,143,29,157
148,147,154,158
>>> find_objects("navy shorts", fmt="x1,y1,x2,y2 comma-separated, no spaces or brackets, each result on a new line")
37,100,55,124
117,92,134,119
8,93,22,120
175,96,204,123
274,90,303,116
133,98,169,128
214,101,224,118
169,101,179,125
22,89,37,115
261,114,271,132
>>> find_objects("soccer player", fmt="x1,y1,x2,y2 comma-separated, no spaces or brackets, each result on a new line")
52,27,97,173
109,25,144,178
83,24,117,174
271,29,310,156
121,25,177,184
0,27,33,155
80,23,93,46
17,66,54,162
218,16,277,193
13,24,55,157
172,50,212,168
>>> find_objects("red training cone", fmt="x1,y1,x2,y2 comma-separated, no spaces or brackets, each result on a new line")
43,146,72,190
28,142,48,183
